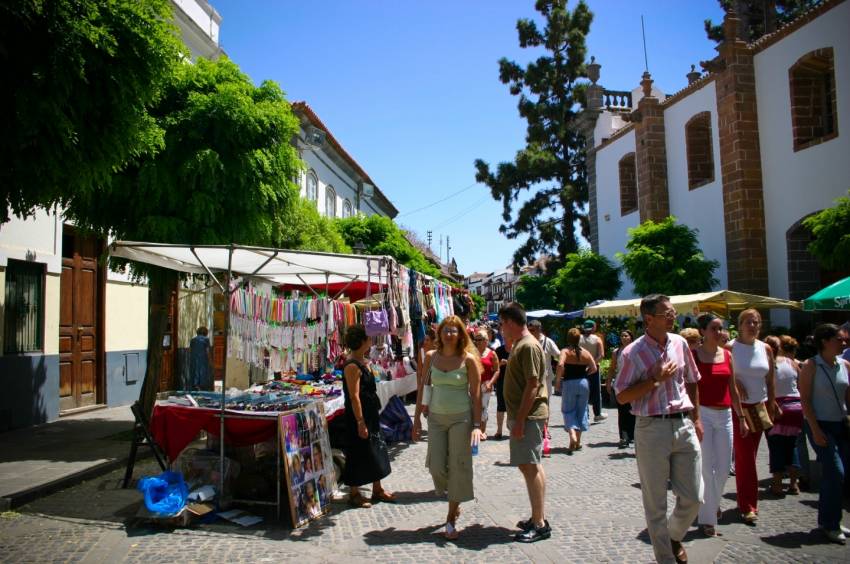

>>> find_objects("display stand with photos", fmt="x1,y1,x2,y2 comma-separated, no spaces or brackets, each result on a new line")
280,401,335,528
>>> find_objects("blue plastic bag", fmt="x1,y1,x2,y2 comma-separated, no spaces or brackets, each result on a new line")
137,471,189,516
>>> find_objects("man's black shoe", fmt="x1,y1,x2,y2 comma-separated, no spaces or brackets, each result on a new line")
514,520,551,542
516,518,534,531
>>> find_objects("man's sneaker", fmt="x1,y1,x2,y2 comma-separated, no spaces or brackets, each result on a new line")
825,529,847,544
515,520,551,543
841,524,850,535
594,413,608,422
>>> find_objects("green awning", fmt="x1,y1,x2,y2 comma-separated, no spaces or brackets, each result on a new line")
803,276,850,311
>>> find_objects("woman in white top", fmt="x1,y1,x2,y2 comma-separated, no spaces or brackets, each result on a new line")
799,323,850,544
764,335,803,496
727,308,776,524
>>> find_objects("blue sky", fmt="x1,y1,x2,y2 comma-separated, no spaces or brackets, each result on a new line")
211,0,725,275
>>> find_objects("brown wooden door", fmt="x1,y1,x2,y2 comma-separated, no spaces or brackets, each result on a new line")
59,229,102,412
159,287,178,392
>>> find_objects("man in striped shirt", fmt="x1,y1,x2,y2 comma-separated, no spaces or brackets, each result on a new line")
614,294,703,564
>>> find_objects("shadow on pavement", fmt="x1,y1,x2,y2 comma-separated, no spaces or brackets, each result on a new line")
608,451,635,460
761,529,833,549
364,523,516,549
587,441,619,449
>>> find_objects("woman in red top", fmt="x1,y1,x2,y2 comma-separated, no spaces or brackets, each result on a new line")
474,329,498,440
694,313,748,537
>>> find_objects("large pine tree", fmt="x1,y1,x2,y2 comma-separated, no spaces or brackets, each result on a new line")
474,0,593,270
704,0,819,43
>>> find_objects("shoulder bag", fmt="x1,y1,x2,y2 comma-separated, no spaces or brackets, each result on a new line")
364,259,390,337
743,401,774,434
819,362,850,432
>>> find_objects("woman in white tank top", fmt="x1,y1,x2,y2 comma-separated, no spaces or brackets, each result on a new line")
727,309,776,524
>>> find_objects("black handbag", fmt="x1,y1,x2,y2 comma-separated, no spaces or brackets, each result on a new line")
367,430,391,477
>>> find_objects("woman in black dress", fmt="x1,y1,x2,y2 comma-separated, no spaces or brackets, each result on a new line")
342,324,395,508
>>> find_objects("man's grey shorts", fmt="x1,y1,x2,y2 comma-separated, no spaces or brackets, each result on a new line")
507,419,545,465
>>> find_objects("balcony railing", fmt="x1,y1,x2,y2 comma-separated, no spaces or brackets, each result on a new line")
602,90,632,110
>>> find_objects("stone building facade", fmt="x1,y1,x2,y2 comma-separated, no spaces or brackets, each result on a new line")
583,0,850,326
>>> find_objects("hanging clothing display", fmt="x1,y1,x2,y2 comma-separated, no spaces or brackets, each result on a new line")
226,284,359,376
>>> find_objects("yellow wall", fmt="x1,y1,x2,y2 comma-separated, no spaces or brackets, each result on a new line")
44,274,60,355
105,282,149,351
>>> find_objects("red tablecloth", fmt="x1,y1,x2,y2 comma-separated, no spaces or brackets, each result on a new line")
150,402,345,462
150,405,278,462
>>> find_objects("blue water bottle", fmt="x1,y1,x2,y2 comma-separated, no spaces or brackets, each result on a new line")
472,442,479,456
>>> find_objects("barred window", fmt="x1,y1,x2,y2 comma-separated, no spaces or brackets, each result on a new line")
618,153,637,215
790,47,838,151
685,112,714,189
4,260,45,353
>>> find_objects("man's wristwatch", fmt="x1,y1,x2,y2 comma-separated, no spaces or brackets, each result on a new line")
472,423,481,429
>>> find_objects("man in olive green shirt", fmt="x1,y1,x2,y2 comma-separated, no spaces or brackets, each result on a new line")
499,302,550,543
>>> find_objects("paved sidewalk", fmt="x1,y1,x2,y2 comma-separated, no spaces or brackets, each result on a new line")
1,397,849,563
0,405,136,510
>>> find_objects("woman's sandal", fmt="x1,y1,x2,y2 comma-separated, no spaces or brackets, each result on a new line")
671,539,688,563
445,508,461,540
769,484,785,497
370,489,397,504
348,493,372,508
700,524,717,537
786,484,800,495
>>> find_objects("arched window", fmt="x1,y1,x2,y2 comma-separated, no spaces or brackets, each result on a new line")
618,152,637,216
306,171,318,202
325,186,336,217
685,111,714,189
789,47,837,151
342,199,352,218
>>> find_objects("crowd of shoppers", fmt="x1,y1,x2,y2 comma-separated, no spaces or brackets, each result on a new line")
340,298,849,556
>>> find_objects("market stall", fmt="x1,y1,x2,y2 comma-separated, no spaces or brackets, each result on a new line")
583,290,802,319
111,242,447,524
803,276,850,311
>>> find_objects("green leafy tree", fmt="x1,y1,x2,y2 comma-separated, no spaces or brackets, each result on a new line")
617,217,719,296
469,292,487,320
474,0,593,269
0,0,183,222
335,215,443,279
704,0,818,43
802,190,850,271
549,250,621,310
515,274,559,311
281,198,350,253
67,58,302,414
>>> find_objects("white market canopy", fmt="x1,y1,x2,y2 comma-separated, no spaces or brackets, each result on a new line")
109,241,396,288
583,290,802,319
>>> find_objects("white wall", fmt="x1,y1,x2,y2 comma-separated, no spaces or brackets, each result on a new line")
756,0,850,312
663,80,728,290
593,110,627,147
172,0,221,60
0,209,62,274
595,131,639,298
300,144,360,218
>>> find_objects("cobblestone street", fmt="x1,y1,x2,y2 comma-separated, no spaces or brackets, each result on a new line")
2,397,849,563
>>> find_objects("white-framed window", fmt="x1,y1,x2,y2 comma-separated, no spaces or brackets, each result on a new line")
342,199,352,218
306,171,318,202
325,186,336,217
